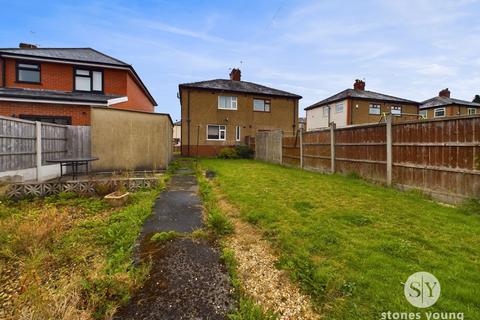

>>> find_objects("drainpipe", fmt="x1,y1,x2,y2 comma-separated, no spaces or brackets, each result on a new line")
292,99,297,134
187,90,191,157
1,56,5,87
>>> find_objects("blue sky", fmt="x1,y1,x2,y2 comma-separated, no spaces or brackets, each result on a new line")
1,0,480,121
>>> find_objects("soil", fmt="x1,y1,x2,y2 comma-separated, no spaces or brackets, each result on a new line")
115,167,234,320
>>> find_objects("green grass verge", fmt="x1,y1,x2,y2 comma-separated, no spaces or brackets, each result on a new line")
200,159,480,320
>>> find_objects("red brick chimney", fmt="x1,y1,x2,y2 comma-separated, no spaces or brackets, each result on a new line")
19,43,37,49
230,68,241,81
353,79,365,91
439,88,450,98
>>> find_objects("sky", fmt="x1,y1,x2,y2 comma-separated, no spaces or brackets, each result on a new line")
1,0,480,121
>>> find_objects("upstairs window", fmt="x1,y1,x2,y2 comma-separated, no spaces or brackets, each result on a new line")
323,106,329,118
207,125,226,140
369,104,381,115
419,110,428,119
253,99,271,112
218,96,237,110
434,107,445,118
74,68,103,92
16,62,40,83
391,106,402,116
468,108,477,115
335,102,343,113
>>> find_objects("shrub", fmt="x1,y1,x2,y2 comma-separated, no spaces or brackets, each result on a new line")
235,145,254,159
218,148,239,159
207,209,234,236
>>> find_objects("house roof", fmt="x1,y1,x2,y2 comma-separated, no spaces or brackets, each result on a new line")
0,48,128,66
179,79,302,99
0,87,125,105
305,89,419,110
0,47,157,106
420,96,480,109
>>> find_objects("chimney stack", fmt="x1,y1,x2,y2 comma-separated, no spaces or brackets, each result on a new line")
230,68,241,81
439,88,450,98
473,95,480,103
353,79,365,91
19,43,37,49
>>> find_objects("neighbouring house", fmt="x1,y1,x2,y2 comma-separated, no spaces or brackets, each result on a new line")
0,43,157,125
178,68,302,157
173,120,181,147
305,80,419,130
419,89,480,119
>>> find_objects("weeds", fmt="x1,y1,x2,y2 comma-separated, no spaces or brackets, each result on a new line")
459,198,480,215
150,231,178,243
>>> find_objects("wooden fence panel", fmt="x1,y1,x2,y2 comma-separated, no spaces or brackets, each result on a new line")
66,126,91,158
0,117,36,171
255,131,282,164
282,135,300,167
41,123,67,164
302,129,331,172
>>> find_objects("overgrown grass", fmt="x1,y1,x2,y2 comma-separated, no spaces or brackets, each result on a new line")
150,231,178,243
196,165,276,319
200,159,480,320
0,181,165,319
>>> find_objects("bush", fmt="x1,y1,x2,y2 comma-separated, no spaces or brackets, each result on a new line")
218,148,239,159
235,145,254,159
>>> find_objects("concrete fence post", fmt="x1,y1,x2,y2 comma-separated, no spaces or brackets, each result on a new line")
330,122,336,173
35,121,42,181
386,114,393,186
299,127,303,169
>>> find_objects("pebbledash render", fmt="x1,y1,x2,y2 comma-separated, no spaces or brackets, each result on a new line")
178,68,302,157
0,43,156,125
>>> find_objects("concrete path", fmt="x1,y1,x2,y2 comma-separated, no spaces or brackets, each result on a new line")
115,165,234,320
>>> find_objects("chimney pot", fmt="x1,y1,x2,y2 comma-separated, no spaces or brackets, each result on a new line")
230,68,241,81
439,88,450,98
19,43,37,49
353,79,365,91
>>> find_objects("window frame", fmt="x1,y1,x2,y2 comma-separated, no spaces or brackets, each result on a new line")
322,106,329,118
253,98,271,112
73,67,104,93
218,96,238,110
19,114,72,125
16,61,41,84
206,124,226,141
235,126,241,141
419,110,428,119
468,108,477,115
335,102,344,114
369,104,381,115
391,105,402,116
434,107,446,118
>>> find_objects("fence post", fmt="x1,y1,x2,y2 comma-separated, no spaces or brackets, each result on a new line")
386,114,393,186
35,121,42,181
330,122,336,173
299,127,303,169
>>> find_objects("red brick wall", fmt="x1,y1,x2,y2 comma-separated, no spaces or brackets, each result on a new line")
2,58,154,112
0,101,91,125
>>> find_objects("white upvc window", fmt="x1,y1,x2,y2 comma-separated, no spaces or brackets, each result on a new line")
434,107,446,118
218,96,237,110
207,125,226,140
468,108,477,115
335,102,343,113
391,106,402,116
369,104,381,115
236,126,241,141
253,99,271,112
323,106,329,118
419,110,428,119
75,68,103,92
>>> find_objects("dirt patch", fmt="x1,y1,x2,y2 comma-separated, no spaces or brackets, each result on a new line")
218,198,320,320
115,237,234,320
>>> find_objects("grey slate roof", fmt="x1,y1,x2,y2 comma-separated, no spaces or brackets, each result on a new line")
0,48,128,66
420,96,480,109
305,89,419,110
179,79,302,99
0,88,123,104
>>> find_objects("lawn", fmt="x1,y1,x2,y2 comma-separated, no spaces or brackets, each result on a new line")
0,186,163,319
200,159,480,320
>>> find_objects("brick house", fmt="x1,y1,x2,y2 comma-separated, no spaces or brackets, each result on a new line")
305,80,419,130
419,88,480,119
0,44,156,125
178,68,301,157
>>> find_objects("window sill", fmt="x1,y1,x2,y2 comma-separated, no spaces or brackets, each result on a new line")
15,81,41,85
206,139,226,141
218,108,237,111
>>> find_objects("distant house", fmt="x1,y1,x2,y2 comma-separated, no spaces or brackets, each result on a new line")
419,89,480,119
178,68,302,156
173,120,181,147
0,43,156,125
305,80,419,130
